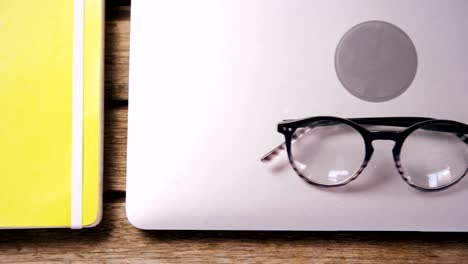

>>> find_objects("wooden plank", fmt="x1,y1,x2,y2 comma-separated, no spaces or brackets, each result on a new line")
104,106,127,191
4,2,465,264
103,4,130,192
105,6,130,101
1,203,468,263
108,0,131,7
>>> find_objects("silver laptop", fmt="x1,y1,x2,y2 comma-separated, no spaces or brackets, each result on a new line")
126,0,468,231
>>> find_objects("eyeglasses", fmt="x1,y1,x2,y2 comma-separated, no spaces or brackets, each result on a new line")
261,116,468,191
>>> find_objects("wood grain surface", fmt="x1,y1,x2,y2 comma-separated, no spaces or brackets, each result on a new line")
3,203,468,264
2,2,468,263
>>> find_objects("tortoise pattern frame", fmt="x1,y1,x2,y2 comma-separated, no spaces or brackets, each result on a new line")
262,116,468,192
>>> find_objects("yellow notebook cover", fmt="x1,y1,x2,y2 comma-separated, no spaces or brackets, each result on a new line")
0,0,103,228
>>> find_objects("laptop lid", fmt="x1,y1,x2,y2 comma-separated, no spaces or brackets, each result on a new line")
127,0,468,231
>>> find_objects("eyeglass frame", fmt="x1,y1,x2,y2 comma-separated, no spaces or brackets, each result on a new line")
262,116,468,192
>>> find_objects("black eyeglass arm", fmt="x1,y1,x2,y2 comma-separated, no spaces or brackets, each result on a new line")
261,117,468,163
349,117,434,127
352,118,468,139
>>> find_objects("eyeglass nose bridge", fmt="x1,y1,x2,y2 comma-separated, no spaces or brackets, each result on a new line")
368,130,401,141
365,130,404,163
363,130,433,191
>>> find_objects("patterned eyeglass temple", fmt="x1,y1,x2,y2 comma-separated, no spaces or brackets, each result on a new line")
260,126,310,163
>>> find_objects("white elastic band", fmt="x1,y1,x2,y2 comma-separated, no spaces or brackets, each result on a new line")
71,0,85,229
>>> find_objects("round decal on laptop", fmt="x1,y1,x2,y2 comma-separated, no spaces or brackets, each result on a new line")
335,21,418,102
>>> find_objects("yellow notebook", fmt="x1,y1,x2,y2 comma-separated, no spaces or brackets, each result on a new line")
0,0,103,228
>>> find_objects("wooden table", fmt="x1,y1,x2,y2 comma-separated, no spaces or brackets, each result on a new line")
2,2,468,263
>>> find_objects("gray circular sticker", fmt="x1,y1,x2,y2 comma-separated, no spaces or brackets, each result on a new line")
335,21,418,102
